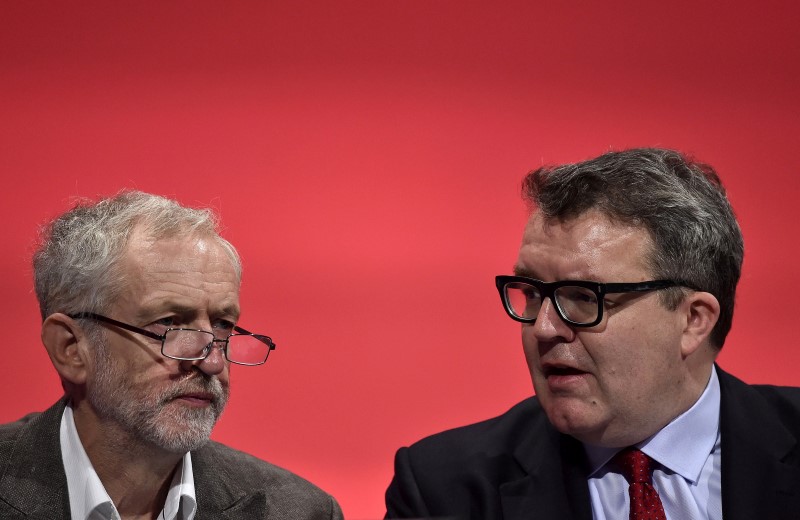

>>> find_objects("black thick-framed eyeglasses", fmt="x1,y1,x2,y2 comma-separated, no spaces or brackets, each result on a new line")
68,312,276,366
495,275,694,327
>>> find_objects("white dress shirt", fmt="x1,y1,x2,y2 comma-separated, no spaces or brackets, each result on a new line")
60,404,198,520
584,366,722,520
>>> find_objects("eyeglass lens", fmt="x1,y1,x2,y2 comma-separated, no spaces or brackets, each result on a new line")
504,282,600,324
163,329,214,359
163,330,269,365
227,334,272,365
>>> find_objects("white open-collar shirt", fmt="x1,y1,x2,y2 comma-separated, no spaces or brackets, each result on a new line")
60,403,198,520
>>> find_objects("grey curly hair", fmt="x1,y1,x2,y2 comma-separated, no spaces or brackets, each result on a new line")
33,190,242,320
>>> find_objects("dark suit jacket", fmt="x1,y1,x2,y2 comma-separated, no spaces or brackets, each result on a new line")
0,398,343,519
385,368,800,519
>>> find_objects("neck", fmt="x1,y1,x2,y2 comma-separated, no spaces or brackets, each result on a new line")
71,400,184,519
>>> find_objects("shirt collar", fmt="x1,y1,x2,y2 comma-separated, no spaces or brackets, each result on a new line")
162,450,197,520
60,403,197,520
584,365,721,483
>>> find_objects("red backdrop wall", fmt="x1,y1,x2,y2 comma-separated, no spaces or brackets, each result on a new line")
2,2,799,518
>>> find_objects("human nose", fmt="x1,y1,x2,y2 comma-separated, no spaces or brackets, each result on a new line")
530,297,575,343
184,339,227,376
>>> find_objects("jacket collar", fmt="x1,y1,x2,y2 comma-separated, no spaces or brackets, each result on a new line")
499,400,593,520
0,397,71,518
191,443,267,519
0,398,268,519
497,368,800,520
717,366,800,519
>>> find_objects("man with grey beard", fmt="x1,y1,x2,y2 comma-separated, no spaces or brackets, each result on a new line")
0,191,342,520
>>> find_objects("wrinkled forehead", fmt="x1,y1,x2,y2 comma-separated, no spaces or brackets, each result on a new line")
125,224,242,283
111,229,242,316
517,209,656,279
524,208,650,240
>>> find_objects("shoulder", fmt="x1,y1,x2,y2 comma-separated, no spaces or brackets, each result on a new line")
0,412,38,462
0,401,63,452
748,383,800,405
402,397,547,462
0,412,39,442
393,397,555,489
196,441,312,483
718,367,800,433
386,397,558,517
193,441,341,517
718,368,800,409
746,383,800,422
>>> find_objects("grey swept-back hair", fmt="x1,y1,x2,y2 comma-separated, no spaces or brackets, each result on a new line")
33,190,242,320
522,148,743,349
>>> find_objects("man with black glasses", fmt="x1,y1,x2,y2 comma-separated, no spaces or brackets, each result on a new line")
385,148,800,519
0,191,342,519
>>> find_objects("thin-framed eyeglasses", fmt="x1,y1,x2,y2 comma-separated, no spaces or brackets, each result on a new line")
67,312,276,366
495,275,696,327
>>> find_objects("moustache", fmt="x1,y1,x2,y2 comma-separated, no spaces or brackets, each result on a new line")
159,374,229,406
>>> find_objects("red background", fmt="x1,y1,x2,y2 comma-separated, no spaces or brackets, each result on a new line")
2,2,799,518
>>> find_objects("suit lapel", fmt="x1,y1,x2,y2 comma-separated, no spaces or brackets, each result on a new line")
195,490,268,520
718,368,800,520
495,369,800,520
0,398,71,518
500,409,592,520
192,444,268,519
0,400,277,519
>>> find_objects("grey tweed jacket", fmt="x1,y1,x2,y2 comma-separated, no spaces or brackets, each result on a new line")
0,398,343,519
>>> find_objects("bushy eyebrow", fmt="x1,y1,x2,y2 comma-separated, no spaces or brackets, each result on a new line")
512,265,536,278
135,304,193,322
135,303,241,322
217,304,241,321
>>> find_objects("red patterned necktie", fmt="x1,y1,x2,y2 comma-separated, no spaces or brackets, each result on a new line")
615,447,667,520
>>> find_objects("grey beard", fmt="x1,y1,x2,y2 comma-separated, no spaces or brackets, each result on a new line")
89,340,229,454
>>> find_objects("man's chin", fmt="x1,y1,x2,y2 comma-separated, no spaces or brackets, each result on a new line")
541,401,606,442
138,406,221,453
145,423,215,453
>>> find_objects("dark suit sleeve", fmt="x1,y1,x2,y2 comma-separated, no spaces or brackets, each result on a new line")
385,447,430,518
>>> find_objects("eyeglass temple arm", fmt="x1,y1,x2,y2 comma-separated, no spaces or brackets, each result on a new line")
233,325,276,349
603,280,699,294
68,312,164,341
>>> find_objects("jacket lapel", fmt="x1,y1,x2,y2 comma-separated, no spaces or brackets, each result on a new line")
192,445,268,519
195,491,268,520
718,368,800,520
0,398,71,519
0,399,274,519
500,410,592,520
496,368,800,520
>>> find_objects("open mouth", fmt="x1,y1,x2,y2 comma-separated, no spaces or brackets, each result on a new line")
543,366,586,378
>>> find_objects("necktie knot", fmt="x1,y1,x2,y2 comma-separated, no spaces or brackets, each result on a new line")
615,447,653,484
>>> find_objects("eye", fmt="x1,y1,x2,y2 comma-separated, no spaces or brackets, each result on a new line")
154,316,176,327
212,319,236,334
557,286,598,304
144,316,177,335
522,287,540,300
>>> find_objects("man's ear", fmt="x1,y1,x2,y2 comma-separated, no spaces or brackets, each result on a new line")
680,291,721,358
41,313,90,385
